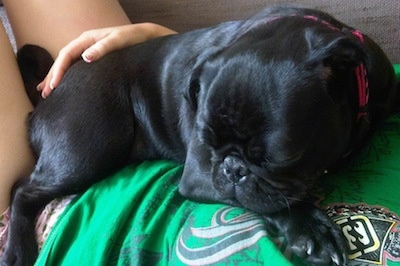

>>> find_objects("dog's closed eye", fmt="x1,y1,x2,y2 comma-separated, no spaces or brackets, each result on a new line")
184,78,200,111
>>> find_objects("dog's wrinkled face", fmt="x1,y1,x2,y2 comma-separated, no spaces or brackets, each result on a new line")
190,35,361,213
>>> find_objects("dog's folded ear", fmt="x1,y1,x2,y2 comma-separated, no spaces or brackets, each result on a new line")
17,45,54,106
305,29,368,72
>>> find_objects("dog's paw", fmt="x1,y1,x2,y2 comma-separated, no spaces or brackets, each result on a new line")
265,204,347,266
1,249,25,266
0,231,38,266
0,248,37,266
0,251,17,266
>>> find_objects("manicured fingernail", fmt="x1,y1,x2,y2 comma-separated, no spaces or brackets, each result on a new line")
82,51,94,63
50,79,55,90
36,84,41,91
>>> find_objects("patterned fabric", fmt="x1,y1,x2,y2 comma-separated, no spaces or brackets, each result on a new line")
0,209,10,256
35,196,75,248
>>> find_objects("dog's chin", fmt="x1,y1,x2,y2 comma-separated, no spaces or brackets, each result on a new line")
212,164,318,214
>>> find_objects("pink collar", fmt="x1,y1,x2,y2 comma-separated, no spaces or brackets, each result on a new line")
302,15,369,123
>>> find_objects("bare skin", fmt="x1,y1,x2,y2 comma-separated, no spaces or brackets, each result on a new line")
0,21,34,212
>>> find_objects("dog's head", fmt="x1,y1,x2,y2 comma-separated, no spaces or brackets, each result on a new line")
181,18,367,213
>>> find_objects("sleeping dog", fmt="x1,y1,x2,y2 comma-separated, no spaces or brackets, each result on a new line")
2,6,398,266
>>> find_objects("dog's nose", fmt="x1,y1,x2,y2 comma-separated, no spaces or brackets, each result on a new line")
222,156,249,184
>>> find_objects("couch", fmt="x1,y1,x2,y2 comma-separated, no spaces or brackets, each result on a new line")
119,0,399,64
2,1,400,265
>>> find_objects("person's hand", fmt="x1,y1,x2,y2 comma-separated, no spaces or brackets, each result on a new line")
37,23,176,98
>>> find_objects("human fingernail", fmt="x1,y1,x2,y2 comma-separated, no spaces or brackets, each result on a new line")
50,79,55,90
82,51,95,63
36,84,42,91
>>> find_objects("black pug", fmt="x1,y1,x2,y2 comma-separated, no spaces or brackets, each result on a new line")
2,6,398,266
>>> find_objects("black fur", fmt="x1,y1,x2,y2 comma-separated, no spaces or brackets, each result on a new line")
1,6,398,266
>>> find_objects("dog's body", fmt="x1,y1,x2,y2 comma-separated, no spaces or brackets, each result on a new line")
2,6,398,266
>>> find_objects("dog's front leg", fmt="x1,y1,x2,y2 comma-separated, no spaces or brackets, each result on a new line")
265,203,348,266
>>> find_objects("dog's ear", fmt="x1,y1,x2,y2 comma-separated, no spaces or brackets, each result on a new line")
17,45,54,106
305,30,368,103
305,29,367,72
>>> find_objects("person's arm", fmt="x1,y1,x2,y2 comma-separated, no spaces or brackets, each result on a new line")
37,23,177,98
